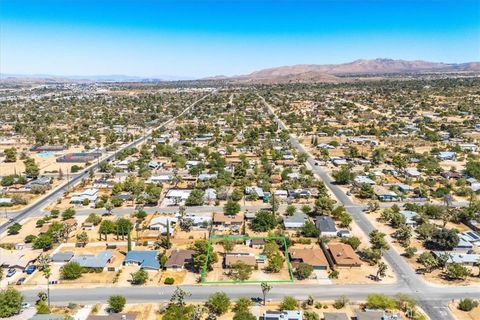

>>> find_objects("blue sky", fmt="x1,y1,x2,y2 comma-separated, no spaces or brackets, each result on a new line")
1,0,479,78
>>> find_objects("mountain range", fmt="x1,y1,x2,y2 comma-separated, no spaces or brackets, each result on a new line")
208,58,480,83
2,59,479,83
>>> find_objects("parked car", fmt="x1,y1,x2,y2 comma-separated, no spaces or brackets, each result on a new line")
24,265,36,275
21,302,31,309
6,268,16,277
16,277,26,285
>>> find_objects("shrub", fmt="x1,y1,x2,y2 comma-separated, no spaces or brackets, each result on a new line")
61,262,82,280
295,263,313,280
206,292,231,315
108,295,126,313
280,296,298,310
458,298,478,312
304,311,320,320
333,296,349,309
366,294,396,310
164,277,175,285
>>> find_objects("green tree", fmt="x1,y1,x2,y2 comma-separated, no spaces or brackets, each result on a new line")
267,253,284,273
301,221,320,238
465,160,480,180
7,223,22,235
417,252,437,273
224,200,241,215
286,205,296,216
369,230,389,251
76,231,89,246
230,261,253,281
186,189,205,206
260,282,271,306
280,296,298,310
0,287,24,317
206,292,231,315
233,311,256,320
304,311,320,320
366,294,396,310
375,262,388,281
295,263,313,280
108,295,126,313
427,228,459,250
233,297,253,313
445,263,470,280
24,157,40,177
340,236,361,250
333,166,355,184
358,183,374,199
3,148,17,162
61,208,76,220
251,210,277,232
33,234,53,250
86,213,102,226
458,298,478,311
61,262,82,280
130,269,149,285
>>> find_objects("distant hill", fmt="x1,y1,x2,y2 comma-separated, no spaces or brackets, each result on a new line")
217,59,480,83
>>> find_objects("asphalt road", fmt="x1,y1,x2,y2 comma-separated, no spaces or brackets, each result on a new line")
258,94,479,320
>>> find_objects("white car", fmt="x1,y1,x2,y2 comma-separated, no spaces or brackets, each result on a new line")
21,302,31,309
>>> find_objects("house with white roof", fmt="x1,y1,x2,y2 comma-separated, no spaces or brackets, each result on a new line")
70,188,98,204
149,216,178,235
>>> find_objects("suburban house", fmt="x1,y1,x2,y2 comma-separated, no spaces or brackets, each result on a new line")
441,170,462,180
183,213,212,227
0,249,41,270
224,253,257,267
328,243,361,267
213,212,244,226
246,238,266,249
289,247,329,270
198,173,218,181
245,186,265,200
283,212,308,229
147,175,173,184
437,151,456,161
123,250,160,270
71,250,114,271
400,210,418,226
405,168,422,179
203,188,217,202
148,216,178,235
373,185,398,202
460,230,480,245
261,310,303,320
164,189,192,205
432,252,480,266
164,249,195,271
70,188,99,204
354,175,376,186
315,216,337,237
274,189,288,199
